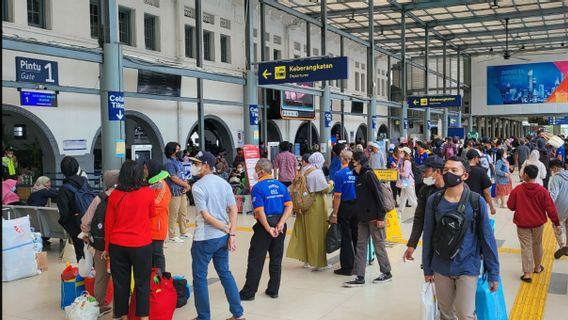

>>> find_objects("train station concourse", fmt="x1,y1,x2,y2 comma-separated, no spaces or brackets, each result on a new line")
2,0,568,319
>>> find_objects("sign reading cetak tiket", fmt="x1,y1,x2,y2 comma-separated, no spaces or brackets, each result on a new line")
374,169,399,181
258,56,348,85
408,95,462,108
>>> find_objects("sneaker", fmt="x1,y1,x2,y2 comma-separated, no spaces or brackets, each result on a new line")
303,262,311,269
372,273,393,284
98,305,112,318
333,269,352,276
180,233,193,239
343,276,365,287
167,237,184,243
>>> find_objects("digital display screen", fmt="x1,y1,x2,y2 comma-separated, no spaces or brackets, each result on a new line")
20,90,57,107
137,70,182,97
281,82,315,119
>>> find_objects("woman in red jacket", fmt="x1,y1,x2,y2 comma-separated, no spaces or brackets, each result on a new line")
146,159,172,274
102,160,155,320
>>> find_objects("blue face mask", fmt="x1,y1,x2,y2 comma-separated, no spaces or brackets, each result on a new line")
10,186,16,192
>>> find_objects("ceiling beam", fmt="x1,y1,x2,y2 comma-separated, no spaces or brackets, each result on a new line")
343,7,567,33
375,22,568,44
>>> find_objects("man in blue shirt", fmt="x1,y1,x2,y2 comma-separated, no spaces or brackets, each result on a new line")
329,143,345,180
556,144,566,162
415,141,429,166
330,150,358,276
422,157,500,319
240,158,293,301
164,142,191,243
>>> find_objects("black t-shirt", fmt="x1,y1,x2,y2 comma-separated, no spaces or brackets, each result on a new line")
466,165,492,195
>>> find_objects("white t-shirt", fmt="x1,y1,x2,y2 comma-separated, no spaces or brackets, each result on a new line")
192,173,236,241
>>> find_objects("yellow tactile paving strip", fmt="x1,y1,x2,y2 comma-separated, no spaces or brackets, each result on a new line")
509,223,557,320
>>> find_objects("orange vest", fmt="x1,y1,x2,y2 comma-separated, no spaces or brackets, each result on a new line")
151,182,172,240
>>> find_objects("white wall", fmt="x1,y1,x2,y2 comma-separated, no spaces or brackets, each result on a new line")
471,52,568,116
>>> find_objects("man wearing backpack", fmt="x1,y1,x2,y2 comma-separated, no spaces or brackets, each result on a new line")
422,157,500,320
57,156,96,262
80,170,119,317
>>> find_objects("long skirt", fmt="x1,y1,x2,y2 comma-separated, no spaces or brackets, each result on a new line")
286,192,329,268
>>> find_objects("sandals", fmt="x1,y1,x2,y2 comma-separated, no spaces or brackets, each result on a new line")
520,275,532,283
534,265,545,274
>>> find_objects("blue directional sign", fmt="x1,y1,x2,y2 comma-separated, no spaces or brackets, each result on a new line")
548,116,568,125
16,57,59,85
448,115,460,128
408,95,462,108
20,90,57,107
258,56,348,85
108,91,125,121
324,112,332,128
249,105,259,125
372,116,377,129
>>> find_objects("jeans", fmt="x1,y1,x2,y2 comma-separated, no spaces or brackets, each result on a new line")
191,235,244,320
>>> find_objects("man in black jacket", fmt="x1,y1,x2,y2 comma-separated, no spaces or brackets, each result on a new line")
403,156,445,262
56,156,87,262
343,152,392,287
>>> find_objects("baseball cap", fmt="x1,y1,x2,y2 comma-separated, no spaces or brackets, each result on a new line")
424,156,444,169
400,147,412,155
189,151,216,169
466,149,481,160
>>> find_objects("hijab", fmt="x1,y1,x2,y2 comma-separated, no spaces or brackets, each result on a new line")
527,149,540,163
32,176,51,192
302,152,329,193
2,179,20,205
308,152,325,169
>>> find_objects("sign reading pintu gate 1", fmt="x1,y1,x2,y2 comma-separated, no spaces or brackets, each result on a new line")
408,95,462,108
258,56,348,85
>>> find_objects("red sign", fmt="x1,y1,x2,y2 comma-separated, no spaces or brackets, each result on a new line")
242,145,261,191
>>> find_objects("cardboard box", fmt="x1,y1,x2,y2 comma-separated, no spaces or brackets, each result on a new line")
35,252,48,272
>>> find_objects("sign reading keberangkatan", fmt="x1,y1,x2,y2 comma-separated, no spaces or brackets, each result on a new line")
258,56,348,85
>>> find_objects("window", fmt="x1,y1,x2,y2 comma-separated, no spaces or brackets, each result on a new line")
220,34,231,63
27,0,46,28
185,25,195,58
13,124,26,140
3,0,11,22
118,7,133,45
355,72,360,91
263,46,269,61
89,0,99,39
313,48,319,56
144,14,158,51
273,49,281,60
203,30,214,61
361,73,366,93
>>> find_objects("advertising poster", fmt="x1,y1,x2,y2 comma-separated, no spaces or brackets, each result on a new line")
281,82,315,119
487,61,568,105
242,145,261,190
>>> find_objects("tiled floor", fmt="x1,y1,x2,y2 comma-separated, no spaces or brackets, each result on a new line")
3,175,567,319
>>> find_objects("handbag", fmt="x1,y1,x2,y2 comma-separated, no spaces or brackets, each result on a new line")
128,269,177,320
325,223,341,254
61,264,86,309
420,282,438,320
64,292,100,320
78,244,95,278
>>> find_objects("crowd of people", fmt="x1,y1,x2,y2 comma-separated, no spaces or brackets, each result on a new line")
2,130,568,320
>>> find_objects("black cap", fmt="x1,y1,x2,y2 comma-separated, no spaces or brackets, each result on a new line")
189,151,216,169
4,146,14,151
466,149,481,160
481,137,491,144
424,155,444,169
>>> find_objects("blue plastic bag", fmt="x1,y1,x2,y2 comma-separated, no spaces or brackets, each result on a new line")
475,275,507,320
61,275,85,309
367,237,375,265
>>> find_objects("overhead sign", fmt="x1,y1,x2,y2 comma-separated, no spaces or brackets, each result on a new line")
548,116,568,125
108,91,125,121
448,115,460,128
258,56,348,85
16,57,59,85
20,90,57,107
408,95,462,108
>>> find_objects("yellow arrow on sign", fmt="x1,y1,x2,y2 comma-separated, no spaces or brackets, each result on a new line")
262,69,272,79
413,99,419,105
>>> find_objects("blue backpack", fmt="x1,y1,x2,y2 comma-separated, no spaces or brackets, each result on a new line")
63,178,97,217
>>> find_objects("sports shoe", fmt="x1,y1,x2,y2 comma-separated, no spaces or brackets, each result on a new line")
180,233,193,239
343,276,365,287
372,273,392,284
167,237,184,243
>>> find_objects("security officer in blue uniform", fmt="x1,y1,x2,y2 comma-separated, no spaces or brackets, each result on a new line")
330,150,358,276
240,158,293,301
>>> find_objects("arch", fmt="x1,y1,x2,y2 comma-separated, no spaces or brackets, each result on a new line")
331,122,348,143
266,120,282,143
187,115,236,162
294,121,319,155
2,104,60,178
355,124,368,145
91,110,166,170
378,124,388,140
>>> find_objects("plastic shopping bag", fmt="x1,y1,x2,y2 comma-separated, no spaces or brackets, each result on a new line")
420,282,438,320
2,216,40,282
78,244,94,278
476,275,508,320
325,223,341,254
64,292,100,320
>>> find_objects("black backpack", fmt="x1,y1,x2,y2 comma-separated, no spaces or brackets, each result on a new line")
90,191,109,251
431,187,480,260
411,160,424,185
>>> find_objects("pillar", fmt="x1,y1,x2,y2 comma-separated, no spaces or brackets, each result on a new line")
319,0,331,161
243,0,259,144
424,27,431,141
401,12,408,138
367,0,376,142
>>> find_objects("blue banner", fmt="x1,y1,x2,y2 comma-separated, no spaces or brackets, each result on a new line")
16,57,59,85
404,118,408,129
324,112,332,128
20,90,57,107
448,115,460,128
408,95,462,108
372,116,377,129
108,91,125,121
258,56,348,85
249,105,259,125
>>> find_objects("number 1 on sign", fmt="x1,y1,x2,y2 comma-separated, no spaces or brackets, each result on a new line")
44,63,54,83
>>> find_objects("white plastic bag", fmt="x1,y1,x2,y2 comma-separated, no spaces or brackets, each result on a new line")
420,282,438,320
78,244,94,278
64,292,100,320
2,217,39,281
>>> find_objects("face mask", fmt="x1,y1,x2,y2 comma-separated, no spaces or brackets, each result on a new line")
423,176,436,186
176,151,184,160
10,186,16,192
189,164,202,176
443,172,463,188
